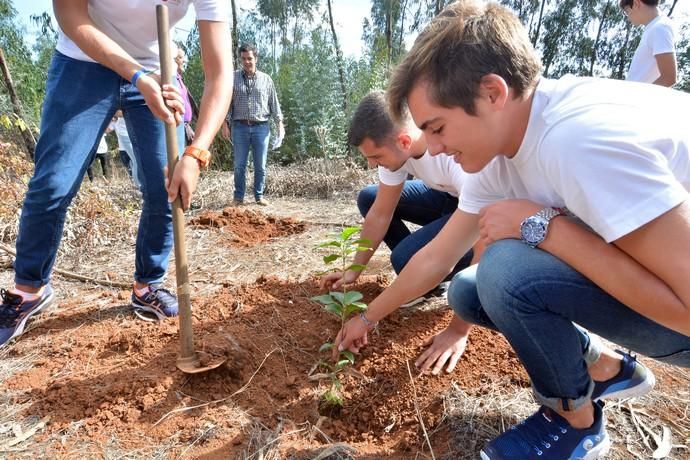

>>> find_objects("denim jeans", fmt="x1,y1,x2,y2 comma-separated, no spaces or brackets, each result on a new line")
448,239,690,411
358,180,473,276
232,121,270,201
14,51,183,288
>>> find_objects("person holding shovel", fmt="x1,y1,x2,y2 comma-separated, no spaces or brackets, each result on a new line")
335,2,690,459
0,0,232,347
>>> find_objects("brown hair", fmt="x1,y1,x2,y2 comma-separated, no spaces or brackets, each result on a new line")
348,91,404,147
619,0,659,7
388,0,542,120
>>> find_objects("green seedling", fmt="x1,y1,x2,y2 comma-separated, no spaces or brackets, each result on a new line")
312,226,371,415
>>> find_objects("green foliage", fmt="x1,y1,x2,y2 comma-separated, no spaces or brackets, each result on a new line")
311,225,372,406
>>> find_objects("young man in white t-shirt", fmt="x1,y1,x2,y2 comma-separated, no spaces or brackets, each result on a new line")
621,0,677,86
334,2,690,459
0,0,233,347
321,90,477,374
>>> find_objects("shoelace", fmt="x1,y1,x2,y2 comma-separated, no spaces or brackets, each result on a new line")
0,289,23,327
511,408,568,456
140,286,175,308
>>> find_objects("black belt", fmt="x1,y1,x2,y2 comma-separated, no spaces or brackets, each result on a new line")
234,119,267,126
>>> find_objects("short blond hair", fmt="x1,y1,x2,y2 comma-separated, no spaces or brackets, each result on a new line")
388,0,541,120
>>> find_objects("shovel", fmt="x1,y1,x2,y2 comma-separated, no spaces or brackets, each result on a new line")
156,4,224,374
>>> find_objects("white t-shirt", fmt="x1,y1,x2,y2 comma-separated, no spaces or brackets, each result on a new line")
459,76,690,243
96,134,109,154
627,15,676,84
56,0,229,70
378,151,467,198
114,118,130,148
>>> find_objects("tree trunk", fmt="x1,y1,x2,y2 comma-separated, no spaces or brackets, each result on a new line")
616,24,632,80
589,1,611,76
326,0,348,112
397,0,409,57
230,0,239,66
532,0,548,47
0,47,35,159
667,0,679,16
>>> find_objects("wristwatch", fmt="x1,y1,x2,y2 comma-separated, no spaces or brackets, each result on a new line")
520,207,564,248
183,146,211,169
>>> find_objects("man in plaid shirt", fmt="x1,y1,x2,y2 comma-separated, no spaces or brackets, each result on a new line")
222,43,284,206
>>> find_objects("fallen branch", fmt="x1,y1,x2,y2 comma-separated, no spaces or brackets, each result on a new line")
0,243,131,288
153,348,277,427
406,360,436,460
0,416,49,450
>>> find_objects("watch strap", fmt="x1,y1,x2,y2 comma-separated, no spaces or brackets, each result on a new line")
183,146,211,168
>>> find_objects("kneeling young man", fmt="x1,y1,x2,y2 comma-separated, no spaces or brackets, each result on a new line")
336,1,690,459
321,90,477,374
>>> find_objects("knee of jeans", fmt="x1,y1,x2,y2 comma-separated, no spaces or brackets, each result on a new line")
389,246,408,275
448,270,481,322
475,240,535,315
357,185,377,218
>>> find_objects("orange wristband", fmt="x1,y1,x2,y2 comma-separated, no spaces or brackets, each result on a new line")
183,146,211,169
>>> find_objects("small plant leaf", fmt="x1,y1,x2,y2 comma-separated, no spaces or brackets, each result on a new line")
316,241,342,249
340,350,355,364
355,246,372,252
343,291,363,305
319,342,334,353
311,294,335,304
329,291,345,304
345,302,368,316
347,264,367,273
340,227,360,241
354,238,372,247
335,359,351,370
323,254,340,264
324,303,342,316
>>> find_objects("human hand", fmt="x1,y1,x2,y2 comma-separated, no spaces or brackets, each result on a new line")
415,323,470,375
320,270,360,291
136,75,184,126
334,314,371,357
165,155,200,210
478,199,542,246
221,121,231,140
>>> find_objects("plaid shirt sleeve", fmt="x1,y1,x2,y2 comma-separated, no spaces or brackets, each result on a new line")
268,78,283,126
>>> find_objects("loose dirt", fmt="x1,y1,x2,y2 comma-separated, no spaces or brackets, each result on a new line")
189,207,308,247
2,272,527,458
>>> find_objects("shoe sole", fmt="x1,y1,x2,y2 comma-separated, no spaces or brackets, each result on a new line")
594,372,656,401
479,433,611,460
2,291,55,347
130,300,171,322
132,307,164,322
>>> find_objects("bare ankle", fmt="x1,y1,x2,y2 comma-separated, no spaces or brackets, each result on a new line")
556,402,595,429
589,349,622,382
15,284,41,295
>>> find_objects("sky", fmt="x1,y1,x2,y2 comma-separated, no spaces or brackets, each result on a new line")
12,0,690,58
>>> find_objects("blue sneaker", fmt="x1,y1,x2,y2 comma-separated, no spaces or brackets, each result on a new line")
480,401,610,460
592,350,655,401
0,285,54,347
131,284,178,321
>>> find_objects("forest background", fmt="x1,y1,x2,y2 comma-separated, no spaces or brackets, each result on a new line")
1,0,689,168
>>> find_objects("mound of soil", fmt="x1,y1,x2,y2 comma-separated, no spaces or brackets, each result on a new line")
189,207,307,247
3,275,528,458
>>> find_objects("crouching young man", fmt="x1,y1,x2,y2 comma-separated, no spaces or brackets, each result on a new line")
335,1,690,459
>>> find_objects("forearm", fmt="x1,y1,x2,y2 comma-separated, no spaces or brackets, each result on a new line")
541,217,687,330
53,0,142,80
365,243,459,322
352,211,394,270
192,21,233,150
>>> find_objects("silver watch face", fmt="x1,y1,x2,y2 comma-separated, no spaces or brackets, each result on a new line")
520,216,547,246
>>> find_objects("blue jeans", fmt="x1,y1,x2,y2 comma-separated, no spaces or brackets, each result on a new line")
358,180,473,276
232,121,270,201
448,239,690,411
14,51,183,288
